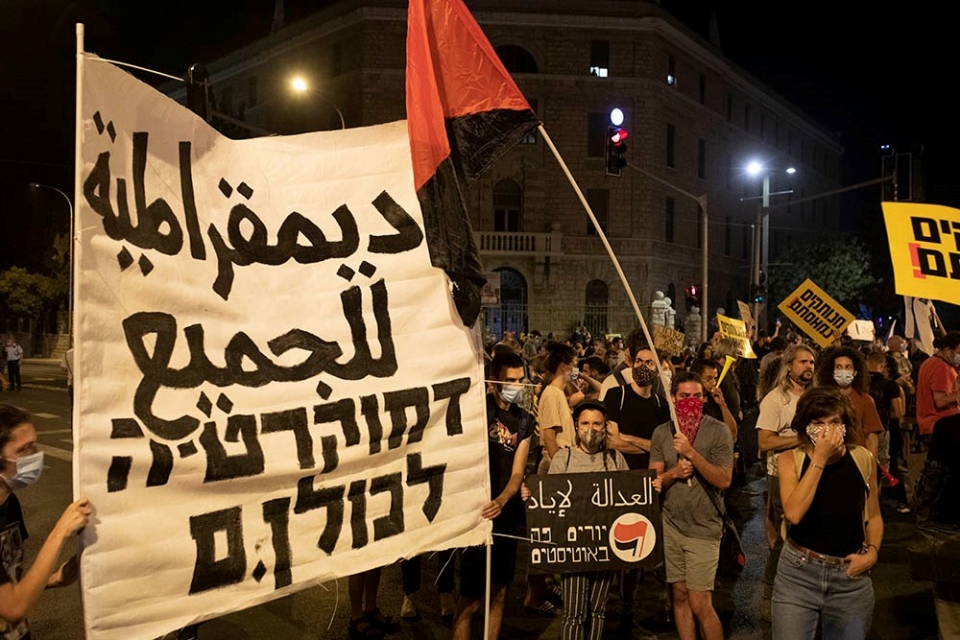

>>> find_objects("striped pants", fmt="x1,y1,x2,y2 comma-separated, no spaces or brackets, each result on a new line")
560,570,613,640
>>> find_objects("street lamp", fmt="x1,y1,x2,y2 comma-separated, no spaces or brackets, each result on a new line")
29,182,74,342
289,75,345,130
743,161,796,325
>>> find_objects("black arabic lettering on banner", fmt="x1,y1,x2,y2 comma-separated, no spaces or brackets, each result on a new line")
84,117,477,598
83,125,425,300
525,470,664,573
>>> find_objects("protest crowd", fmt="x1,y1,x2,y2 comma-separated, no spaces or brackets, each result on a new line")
1,315,956,640
332,317,958,640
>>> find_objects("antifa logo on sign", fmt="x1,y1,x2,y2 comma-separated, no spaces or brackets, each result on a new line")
613,520,647,556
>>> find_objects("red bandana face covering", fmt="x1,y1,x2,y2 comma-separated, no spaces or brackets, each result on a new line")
675,396,704,443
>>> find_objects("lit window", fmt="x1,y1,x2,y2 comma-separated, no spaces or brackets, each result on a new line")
590,41,610,78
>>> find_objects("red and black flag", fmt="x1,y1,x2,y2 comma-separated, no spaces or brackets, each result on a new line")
406,0,539,327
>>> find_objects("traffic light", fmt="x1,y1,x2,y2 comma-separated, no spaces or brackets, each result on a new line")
685,284,701,306
751,284,766,304
606,126,628,176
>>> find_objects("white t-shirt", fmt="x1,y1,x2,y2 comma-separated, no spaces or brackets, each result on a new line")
756,387,801,476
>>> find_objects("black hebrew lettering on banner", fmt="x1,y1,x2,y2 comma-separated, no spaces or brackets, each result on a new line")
76,59,490,640
525,471,663,573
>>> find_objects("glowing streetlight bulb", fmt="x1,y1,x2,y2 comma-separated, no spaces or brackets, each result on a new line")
291,77,308,93
746,160,763,176
609,108,624,126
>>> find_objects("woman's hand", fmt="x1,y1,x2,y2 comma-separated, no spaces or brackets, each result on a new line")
811,424,844,466
845,546,878,578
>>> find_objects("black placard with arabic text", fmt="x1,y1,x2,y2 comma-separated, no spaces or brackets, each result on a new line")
525,470,663,573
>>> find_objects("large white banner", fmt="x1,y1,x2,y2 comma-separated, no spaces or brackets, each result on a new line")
76,56,490,639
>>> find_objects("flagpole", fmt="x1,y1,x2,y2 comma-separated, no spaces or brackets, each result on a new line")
73,22,85,496
538,125,679,427
483,541,492,640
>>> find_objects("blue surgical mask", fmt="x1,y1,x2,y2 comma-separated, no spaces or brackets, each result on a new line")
500,385,523,404
3,451,44,491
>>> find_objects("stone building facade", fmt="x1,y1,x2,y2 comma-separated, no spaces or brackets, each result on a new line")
179,0,843,341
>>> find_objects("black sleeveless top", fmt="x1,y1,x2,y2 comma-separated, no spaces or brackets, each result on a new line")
789,452,866,557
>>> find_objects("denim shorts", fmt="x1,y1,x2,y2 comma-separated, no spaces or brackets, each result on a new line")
771,540,874,640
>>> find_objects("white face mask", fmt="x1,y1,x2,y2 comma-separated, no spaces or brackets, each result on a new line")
3,451,44,491
833,370,855,387
806,422,846,445
499,385,522,404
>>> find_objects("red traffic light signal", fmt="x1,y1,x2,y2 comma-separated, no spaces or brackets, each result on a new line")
606,126,628,176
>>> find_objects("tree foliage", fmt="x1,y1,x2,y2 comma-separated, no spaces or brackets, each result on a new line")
0,266,65,320
767,236,877,312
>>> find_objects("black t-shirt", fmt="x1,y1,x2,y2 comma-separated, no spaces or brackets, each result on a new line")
789,453,866,557
485,394,534,533
604,386,671,470
0,493,30,640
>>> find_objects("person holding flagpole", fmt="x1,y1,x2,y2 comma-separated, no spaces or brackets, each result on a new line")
650,372,733,640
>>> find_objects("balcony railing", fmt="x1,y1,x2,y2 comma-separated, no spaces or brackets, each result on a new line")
475,231,561,257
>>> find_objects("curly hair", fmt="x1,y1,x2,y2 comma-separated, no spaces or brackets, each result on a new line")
815,345,868,394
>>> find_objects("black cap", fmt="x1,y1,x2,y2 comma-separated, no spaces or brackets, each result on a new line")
572,400,607,422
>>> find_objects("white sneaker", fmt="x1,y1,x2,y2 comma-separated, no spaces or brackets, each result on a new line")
401,595,418,619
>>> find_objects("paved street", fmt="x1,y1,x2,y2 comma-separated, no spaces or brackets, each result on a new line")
7,360,942,640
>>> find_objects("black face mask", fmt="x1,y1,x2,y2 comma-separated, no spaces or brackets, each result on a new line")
633,366,657,386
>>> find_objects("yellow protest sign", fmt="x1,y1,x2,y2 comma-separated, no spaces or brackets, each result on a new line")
883,202,960,304
715,314,757,359
653,325,686,357
777,279,853,348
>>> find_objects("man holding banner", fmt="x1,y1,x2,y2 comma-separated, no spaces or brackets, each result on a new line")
650,372,733,640
453,352,534,640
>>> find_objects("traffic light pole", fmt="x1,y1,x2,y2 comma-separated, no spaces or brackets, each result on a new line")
625,162,709,344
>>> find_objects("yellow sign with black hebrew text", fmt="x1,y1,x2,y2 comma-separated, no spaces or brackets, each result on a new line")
777,279,853,348
715,314,757,359
883,202,960,305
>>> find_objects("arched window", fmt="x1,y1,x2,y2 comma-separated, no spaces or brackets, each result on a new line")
494,45,538,74
493,179,522,232
584,279,609,338
483,267,528,339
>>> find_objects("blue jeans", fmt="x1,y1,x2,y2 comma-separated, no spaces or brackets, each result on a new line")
772,542,874,640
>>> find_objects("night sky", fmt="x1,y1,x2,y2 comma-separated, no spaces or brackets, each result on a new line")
2,1,955,314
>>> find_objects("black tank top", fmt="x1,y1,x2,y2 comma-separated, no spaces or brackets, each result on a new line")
789,452,866,557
